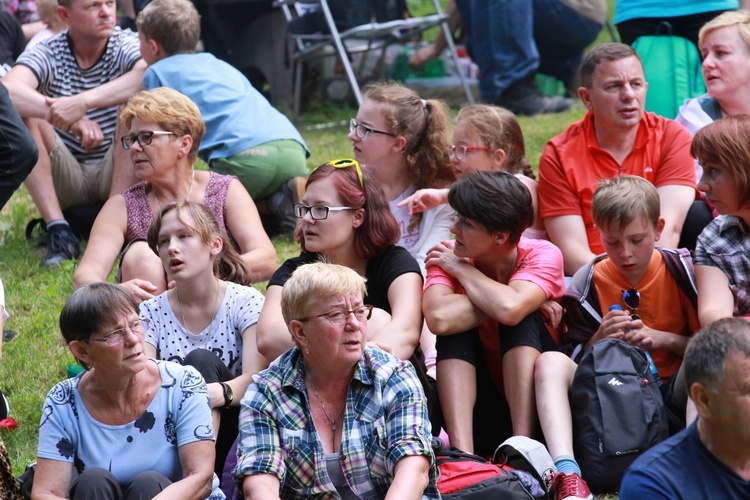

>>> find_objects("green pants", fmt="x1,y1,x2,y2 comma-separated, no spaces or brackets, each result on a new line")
209,139,308,200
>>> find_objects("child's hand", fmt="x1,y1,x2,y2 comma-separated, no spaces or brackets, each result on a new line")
594,309,632,342
538,299,563,329
397,188,448,215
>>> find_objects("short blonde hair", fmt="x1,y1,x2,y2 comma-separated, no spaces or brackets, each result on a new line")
37,0,64,29
281,263,367,330
120,87,205,160
592,176,660,232
698,10,750,52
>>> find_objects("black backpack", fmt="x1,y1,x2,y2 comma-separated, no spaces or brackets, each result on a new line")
570,339,669,492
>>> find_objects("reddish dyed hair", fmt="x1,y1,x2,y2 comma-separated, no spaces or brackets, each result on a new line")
296,162,399,260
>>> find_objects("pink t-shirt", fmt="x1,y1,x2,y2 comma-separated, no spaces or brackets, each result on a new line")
425,237,565,391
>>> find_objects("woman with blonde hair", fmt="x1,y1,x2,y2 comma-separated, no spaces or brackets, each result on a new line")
73,87,276,302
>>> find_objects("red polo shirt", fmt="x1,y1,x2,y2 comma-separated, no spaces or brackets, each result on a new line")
538,111,697,254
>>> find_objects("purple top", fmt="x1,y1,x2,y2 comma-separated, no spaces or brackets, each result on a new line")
122,171,235,247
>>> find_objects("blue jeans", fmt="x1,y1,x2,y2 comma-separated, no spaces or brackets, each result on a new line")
457,0,603,102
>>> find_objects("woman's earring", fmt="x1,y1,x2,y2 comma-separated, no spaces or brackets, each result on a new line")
177,152,183,158
305,346,310,355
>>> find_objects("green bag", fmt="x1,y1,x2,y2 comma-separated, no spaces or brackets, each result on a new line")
632,22,706,119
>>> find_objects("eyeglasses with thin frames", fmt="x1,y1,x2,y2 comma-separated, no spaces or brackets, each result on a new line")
86,318,150,347
298,305,373,326
349,118,396,139
121,131,175,150
447,144,490,160
293,204,353,220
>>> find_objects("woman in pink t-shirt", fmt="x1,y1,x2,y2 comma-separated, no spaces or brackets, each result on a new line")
423,171,565,457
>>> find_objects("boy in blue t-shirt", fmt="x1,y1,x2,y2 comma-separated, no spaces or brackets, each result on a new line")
136,0,309,235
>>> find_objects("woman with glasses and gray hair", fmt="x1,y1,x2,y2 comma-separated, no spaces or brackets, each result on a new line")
32,282,224,499
256,159,423,364
73,87,277,303
235,262,438,499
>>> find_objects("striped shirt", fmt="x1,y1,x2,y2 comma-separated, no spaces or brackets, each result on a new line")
15,27,141,162
234,347,439,499
694,215,750,317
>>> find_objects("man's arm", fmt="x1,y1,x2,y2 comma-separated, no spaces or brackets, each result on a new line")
2,64,50,118
46,59,147,130
656,184,694,249
544,215,597,276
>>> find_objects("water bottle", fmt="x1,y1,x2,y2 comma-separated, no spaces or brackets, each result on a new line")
609,304,661,386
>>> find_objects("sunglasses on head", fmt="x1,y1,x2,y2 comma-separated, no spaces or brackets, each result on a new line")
314,158,365,190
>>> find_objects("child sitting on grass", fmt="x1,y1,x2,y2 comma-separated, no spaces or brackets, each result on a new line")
534,175,700,499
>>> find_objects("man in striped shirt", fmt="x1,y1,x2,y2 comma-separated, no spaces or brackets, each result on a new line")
4,0,145,267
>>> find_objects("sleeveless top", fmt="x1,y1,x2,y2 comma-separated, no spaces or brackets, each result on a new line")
123,171,235,246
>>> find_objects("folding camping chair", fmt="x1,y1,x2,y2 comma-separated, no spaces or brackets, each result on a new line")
276,0,475,122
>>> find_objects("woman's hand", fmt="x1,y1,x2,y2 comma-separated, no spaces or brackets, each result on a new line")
397,188,448,215
119,279,158,302
425,240,467,277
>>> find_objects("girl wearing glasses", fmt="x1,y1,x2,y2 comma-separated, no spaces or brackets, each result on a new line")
348,82,455,275
140,201,266,478
399,104,547,240
73,88,277,303
32,283,223,499
257,161,423,364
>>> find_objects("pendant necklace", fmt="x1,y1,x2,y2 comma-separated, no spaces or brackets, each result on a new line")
175,277,221,335
153,168,195,211
308,376,345,431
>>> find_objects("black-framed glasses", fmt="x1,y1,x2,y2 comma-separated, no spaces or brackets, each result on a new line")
349,118,396,139
293,204,354,220
298,305,373,326
86,318,150,347
622,289,640,319
121,131,175,150
447,144,490,160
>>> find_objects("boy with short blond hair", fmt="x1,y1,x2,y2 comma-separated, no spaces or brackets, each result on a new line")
136,0,309,236
534,175,700,499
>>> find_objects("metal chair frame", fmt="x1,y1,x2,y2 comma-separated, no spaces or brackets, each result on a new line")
276,0,475,122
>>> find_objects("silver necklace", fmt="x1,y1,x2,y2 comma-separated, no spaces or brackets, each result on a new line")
153,169,195,211
175,277,221,334
308,376,345,431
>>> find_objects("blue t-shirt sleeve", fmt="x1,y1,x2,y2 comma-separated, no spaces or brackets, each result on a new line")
37,380,77,462
168,363,216,448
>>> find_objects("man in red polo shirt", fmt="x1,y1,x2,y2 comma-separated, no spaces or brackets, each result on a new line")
538,43,698,276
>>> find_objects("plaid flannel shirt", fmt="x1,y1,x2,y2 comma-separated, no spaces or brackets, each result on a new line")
234,347,439,499
694,215,750,316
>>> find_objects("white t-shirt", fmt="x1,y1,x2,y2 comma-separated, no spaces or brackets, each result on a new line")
140,282,264,377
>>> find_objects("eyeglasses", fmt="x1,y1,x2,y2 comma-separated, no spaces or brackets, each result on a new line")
121,131,175,150
622,289,640,319
447,145,490,160
294,204,353,220
298,305,373,326
86,318,150,347
349,118,396,139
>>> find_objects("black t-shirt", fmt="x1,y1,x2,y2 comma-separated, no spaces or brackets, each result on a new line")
268,245,422,314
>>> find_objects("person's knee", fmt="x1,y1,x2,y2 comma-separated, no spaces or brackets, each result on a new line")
121,241,166,289
124,470,171,498
70,468,120,499
183,348,224,382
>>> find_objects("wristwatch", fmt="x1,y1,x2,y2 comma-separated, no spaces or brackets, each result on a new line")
219,382,233,408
